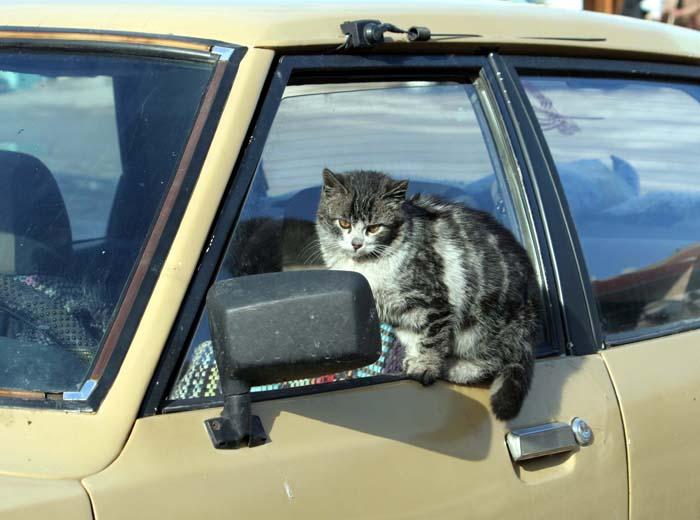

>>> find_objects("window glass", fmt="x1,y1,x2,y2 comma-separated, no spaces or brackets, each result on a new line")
0,52,213,393
524,76,700,337
170,81,530,401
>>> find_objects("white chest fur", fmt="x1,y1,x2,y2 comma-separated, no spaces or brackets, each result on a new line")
331,252,405,319
332,255,396,293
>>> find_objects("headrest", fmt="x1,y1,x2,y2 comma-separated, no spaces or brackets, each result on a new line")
0,151,72,275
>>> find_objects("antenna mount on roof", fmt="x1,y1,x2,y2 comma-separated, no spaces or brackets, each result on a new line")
337,20,431,50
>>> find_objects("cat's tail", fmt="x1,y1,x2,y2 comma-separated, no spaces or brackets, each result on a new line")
490,356,534,421
489,290,538,421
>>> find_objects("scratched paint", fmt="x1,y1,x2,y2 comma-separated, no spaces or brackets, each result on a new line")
284,481,294,501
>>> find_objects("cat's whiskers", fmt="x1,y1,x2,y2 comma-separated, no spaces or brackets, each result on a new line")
298,238,324,265
367,244,395,259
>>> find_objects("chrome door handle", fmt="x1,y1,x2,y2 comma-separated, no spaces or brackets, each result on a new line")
506,418,593,462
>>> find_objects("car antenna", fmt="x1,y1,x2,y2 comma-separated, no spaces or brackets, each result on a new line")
336,19,481,51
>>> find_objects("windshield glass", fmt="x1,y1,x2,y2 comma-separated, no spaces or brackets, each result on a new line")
0,51,213,394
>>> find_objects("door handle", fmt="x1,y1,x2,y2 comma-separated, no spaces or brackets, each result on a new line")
506,418,593,462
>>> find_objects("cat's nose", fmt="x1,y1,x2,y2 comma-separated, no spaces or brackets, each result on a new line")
351,239,363,251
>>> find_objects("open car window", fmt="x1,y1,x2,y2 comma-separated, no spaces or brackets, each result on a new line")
169,80,538,402
0,51,214,394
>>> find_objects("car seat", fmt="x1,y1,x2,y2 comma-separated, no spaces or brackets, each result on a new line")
0,151,109,391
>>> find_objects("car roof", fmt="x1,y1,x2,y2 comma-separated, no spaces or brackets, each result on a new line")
2,0,700,62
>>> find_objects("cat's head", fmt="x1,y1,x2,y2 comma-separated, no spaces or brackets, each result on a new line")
316,168,408,263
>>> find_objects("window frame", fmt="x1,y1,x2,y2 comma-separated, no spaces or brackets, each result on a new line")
0,30,245,412
503,55,700,350
144,53,569,417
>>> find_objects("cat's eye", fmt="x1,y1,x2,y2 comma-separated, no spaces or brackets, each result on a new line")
366,224,381,234
338,218,351,229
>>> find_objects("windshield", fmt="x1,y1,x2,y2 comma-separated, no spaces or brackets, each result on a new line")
0,51,213,394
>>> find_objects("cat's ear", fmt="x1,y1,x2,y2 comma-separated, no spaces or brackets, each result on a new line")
322,168,348,195
383,179,409,202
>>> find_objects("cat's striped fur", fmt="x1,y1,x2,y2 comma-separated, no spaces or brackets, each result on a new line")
316,169,539,420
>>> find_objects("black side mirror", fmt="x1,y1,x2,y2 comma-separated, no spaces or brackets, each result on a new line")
204,270,381,449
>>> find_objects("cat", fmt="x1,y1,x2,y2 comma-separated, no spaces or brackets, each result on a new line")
316,168,540,420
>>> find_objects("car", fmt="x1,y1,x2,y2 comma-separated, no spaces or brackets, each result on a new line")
1,2,699,518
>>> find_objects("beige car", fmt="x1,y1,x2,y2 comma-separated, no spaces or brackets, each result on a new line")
1,2,700,519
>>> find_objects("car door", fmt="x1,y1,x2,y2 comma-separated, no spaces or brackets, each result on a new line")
83,53,628,519
507,56,700,520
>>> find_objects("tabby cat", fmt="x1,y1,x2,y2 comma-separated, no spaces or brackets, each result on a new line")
316,169,540,420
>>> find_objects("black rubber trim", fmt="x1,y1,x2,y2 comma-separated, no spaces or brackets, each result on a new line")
141,53,566,417
507,55,700,80
489,54,600,356
605,318,700,347
480,58,567,356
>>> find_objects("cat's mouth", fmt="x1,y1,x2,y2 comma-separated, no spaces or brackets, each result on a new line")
346,247,378,262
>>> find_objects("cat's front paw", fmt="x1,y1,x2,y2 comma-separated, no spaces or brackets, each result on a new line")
403,357,440,386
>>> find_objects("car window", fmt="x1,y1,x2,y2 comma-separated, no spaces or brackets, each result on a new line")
169,80,537,401
0,51,213,394
523,76,700,338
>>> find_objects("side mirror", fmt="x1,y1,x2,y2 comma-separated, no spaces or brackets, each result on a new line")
204,270,381,449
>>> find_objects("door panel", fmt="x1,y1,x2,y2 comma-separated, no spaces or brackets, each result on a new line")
84,355,626,519
602,330,700,520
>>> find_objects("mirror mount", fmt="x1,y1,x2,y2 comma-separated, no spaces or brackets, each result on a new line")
205,384,267,449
